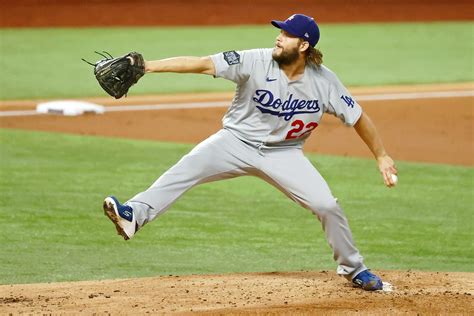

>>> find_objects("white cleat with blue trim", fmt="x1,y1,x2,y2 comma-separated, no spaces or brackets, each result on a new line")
103,196,137,240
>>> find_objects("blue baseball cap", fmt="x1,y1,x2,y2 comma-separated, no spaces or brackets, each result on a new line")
271,14,320,47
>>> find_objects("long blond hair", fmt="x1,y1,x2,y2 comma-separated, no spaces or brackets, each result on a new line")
305,46,323,68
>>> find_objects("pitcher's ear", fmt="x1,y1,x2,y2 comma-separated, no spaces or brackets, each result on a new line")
300,41,310,53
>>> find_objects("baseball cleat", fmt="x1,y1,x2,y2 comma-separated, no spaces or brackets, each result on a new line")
352,270,383,291
103,196,137,240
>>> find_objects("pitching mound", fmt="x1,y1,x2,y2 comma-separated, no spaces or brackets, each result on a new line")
1,270,472,314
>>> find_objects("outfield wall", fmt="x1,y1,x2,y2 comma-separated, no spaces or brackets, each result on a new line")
1,0,472,27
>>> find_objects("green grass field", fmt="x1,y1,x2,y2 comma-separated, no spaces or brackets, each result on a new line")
0,129,472,285
0,22,473,100
0,22,473,285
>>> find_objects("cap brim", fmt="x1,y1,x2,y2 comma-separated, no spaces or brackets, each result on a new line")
271,20,284,29
271,20,300,38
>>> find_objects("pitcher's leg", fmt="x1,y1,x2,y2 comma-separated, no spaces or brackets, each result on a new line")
127,129,256,227
259,149,367,279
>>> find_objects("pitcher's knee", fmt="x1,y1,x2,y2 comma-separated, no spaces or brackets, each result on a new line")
308,198,341,219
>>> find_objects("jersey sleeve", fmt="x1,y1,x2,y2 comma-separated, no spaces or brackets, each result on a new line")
326,74,362,126
210,49,260,84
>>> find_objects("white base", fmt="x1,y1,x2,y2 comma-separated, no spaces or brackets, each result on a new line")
382,282,394,292
36,100,105,116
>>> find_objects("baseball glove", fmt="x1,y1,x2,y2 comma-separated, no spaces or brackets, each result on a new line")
82,51,145,99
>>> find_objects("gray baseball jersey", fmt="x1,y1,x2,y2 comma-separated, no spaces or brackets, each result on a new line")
210,48,362,148
127,48,367,280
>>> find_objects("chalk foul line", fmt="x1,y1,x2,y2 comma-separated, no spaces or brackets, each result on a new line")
0,90,472,117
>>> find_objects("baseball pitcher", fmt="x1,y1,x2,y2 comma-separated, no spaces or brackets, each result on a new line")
98,14,397,291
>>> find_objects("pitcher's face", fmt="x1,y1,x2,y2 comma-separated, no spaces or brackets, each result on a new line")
272,30,303,66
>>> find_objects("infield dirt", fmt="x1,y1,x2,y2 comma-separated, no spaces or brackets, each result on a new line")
1,271,473,314
1,83,472,166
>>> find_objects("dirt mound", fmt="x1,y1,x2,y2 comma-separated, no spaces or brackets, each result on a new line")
1,270,472,314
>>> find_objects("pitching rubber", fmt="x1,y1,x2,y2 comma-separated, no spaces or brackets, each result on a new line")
103,199,130,240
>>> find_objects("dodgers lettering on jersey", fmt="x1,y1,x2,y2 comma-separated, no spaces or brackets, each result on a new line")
210,49,362,148
252,89,321,121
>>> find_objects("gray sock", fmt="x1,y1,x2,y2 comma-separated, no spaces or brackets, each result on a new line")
125,201,153,228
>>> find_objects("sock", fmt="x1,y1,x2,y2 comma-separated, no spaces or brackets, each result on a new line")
125,201,153,228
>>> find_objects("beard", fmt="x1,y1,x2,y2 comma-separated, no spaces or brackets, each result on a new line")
272,45,300,66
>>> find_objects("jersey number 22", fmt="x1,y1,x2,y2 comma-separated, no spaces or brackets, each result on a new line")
285,120,319,139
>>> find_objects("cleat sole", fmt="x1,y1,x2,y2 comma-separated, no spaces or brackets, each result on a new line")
103,199,130,240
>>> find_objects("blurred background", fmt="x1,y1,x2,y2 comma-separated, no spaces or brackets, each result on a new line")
1,0,472,27
0,0,472,99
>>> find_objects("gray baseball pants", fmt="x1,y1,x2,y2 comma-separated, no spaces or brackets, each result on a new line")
127,128,367,279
